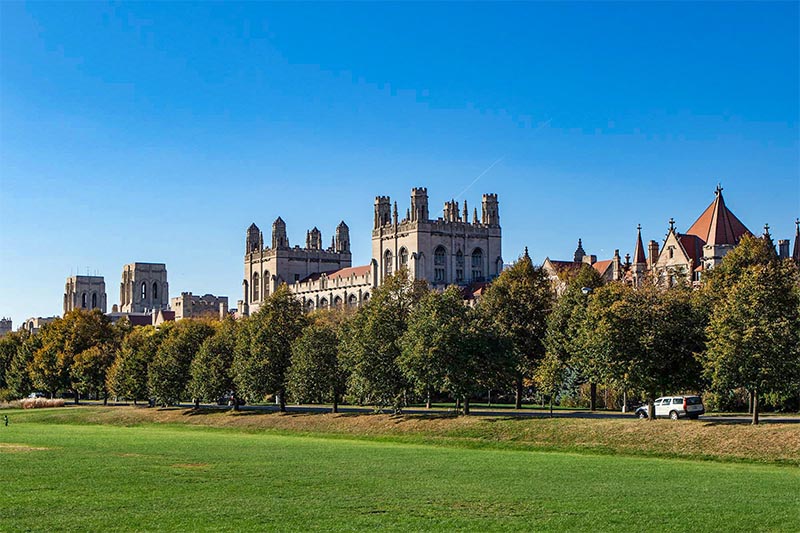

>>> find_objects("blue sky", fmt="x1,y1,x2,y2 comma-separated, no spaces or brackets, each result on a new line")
1,2,798,325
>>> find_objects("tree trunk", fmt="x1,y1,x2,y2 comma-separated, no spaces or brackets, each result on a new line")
133,398,138,406
233,394,240,412
589,382,597,411
752,388,759,425
103,390,108,406
515,375,523,409
426,389,431,409
279,389,286,412
463,396,470,416
622,391,627,413
332,393,339,414
549,395,554,417
74,390,79,405
455,397,461,412
487,389,491,407
647,394,655,420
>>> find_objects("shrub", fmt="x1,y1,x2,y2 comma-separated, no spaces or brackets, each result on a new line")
20,398,65,409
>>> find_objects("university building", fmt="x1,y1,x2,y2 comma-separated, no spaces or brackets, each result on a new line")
239,187,503,315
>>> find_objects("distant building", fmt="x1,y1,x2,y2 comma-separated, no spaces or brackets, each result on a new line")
64,275,107,314
119,263,169,313
21,316,58,334
171,292,229,320
0,318,12,337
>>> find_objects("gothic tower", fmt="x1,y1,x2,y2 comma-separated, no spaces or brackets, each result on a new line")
335,221,350,253
410,187,429,222
272,217,289,249
246,223,262,253
481,194,500,226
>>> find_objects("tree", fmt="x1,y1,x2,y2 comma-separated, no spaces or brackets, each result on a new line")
704,260,800,424
0,332,24,391
189,319,239,409
71,345,115,404
534,352,567,416
233,284,306,411
287,313,347,412
476,250,553,408
107,325,164,404
148,320,214,406
545,264,604,409
6,332,38,398
340,270,423,411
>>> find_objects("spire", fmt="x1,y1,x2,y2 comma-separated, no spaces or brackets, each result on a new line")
669,218,676,232
524,246,530,259
686,185,750,246
393,201,398,225
573,238,586,263
633,224,646,264
793,219,800,265
462,200,468,222
473,207,478,224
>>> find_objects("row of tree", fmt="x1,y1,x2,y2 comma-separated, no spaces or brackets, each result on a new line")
1,235,798,424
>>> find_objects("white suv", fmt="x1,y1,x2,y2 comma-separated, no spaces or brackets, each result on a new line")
635,396,704,420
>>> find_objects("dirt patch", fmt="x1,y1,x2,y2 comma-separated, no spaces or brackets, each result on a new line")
0,443,50,452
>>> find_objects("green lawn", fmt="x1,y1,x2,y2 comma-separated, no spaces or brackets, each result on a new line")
1,413,798,532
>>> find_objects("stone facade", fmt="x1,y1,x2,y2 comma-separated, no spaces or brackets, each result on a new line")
372,188,503,287
119,263,169,313
64,275,107,314
240,188,502,315
21,316,57,334
172,292,229,320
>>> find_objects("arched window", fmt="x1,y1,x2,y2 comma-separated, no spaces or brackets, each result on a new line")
455,250,465,283
399,247,408,269
384,250,393,277
319,297,328,309
252,272,260,301
81,293,87,308
263,271,271,298
348,294,358,308
152,282,158,301
333,296,343,309
91,293,97,309
141,282,147,301
305,300,315,312
434,246,447,283
471,248,484,281
363,293,370,302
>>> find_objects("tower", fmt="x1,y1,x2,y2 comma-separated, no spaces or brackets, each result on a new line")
306,227,322,250
793,219,800,266
246,223,262,253
374,196,391,228
481,193,499,226
573,239,586,263
272,217,289,249
119,263,169,313
335,221,350,253
64,275,107,314
410,187,429,222
631,224,647,286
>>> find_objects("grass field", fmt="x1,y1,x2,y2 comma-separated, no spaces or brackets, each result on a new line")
1,408,799,532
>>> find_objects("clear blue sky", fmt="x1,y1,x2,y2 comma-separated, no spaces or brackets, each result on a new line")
1,2,798,326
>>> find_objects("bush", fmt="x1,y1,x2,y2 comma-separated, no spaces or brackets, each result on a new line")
20,398,65,409
0,388,19,402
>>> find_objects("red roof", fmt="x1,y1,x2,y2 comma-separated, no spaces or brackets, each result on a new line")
678,234,704,268
633,227,647,264
299,265,371,283
686,188,750,246
592,260,613,276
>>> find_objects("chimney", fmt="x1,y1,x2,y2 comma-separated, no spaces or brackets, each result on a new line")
647,240,660,269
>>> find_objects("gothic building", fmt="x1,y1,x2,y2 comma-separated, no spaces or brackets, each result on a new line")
64,275,107,314
239,188,502,315
119,263,169,313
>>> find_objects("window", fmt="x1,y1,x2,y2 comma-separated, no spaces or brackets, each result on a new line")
319,297,328,309
363,293,370,302
252,273,260,301
471,248,484,281
654,399,662,406
333,296,343,309
455,251,464,282
264,271,271,297
81,293,87,308
91,293,97,309
384,250,393,277
305,300,315,312
399,247,408,269
669,247,674,259
434,246,447,283
348,294,358,308
152,282,158,301
141,282,147,301
673,398,683,405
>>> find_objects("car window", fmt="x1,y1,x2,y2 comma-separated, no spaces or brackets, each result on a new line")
673,398,683,405
654,399,662,406
686,397,701,405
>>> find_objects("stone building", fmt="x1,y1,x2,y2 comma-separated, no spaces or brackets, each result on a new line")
239,187,502,315
21,316,57,334
171,292,229,320
119,263,169,313
64,275,107,314
0,318,11,337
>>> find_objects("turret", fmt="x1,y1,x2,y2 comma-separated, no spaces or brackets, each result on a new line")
573,239,586,263
335,221,350,253
374,196,391,229
778,240,790,259
481,193,499,226
246,223,262,253
272,217,289,249
410,187,429,222
647,240,660,270
306,227,322,250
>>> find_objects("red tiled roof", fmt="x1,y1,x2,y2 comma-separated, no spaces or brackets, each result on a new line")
678,234,704,268
592,260,613,276
633,228,647,264
298,265,371,283
686,189,750,246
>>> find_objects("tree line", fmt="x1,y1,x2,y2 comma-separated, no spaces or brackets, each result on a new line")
1,235,798,424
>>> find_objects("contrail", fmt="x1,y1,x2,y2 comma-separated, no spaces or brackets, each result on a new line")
455,156,505,200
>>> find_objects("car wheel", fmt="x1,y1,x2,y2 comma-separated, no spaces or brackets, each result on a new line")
669,410,679,420
637,411,647,419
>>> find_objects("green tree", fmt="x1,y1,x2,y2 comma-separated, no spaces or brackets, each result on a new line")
107,325,164,403
233,285,306,411
189,318,240,409
148,320,214,406
704,260,800,424
6,332,38,398
0,331,25,391
476,250,553,408
71,345,115,403
534,351,567,416
287,313,347,412
340,270,423,411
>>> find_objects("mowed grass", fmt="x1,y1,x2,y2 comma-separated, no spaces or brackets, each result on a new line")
1,410,799,531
